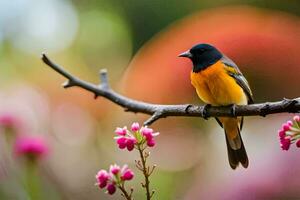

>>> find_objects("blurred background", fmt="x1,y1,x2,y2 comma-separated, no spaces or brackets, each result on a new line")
1,0,300,199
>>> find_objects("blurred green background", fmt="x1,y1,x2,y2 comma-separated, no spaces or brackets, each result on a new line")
1,0,300,199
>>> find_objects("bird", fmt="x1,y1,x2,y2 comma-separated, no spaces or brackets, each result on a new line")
178,43,253,169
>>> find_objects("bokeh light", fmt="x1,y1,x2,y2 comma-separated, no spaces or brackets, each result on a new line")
0,0,78,54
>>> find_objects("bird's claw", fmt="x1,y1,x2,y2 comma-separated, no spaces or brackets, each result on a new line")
202,104,211,120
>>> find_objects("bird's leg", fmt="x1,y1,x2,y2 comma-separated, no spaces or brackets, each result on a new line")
202,104,211,120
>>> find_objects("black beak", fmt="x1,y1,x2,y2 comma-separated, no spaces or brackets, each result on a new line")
178,50,192,58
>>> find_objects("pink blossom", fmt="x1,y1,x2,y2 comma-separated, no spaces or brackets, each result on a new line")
98,181,107,189
147,139,156,147
141,127,153,138
131,122,140,132
280,137,291,151
294,115,300,122
141,127,154,141
121,169,134,181
0,114,16,127
296,140,300,148
96,170,110,188
278,129,285,138
14,136,48,160
116,137,127,149
109,164,120,175
120,165,134,181
126,137,137,151
96,164,134,196
0,113,20,133
115,136,137,151
96,170,110,183
282,123,291,132
115,127,127,136
106,183,116,195
141,127,159,147
115,124,159,150
278,116,300,150
143,132,153,141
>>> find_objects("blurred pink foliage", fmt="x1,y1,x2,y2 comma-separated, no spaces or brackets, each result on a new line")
14,136,48,161
0,113,19,129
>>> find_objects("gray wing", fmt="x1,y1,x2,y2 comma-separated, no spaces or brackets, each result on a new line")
221,56,254,104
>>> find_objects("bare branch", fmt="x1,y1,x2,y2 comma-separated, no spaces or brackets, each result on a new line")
41,54,300,125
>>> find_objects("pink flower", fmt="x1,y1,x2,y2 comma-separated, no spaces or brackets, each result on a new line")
14,136,48,160
141,127,159,147
109,164,120,175
126,137,137,151
141,127,153,141
114,124,159,149
116,137,127,149
280,137,291,151
99,181,108,189
115,136,136,151
115,127,127,136
120,165,134,181
278,130,285,138
296,140,300,148
121,169,134,181
106,183,116,195
141,127,153,138
131,122,140,132
147,139,156,147
278,116,300,150
96,170,110,188
0,114,16,127
96,164,134,196
0,113,20,133
282,123,291,132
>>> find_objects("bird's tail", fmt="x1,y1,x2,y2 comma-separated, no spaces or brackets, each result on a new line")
222,118,248,169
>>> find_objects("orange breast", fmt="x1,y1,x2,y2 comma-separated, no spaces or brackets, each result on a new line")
190,61,247,106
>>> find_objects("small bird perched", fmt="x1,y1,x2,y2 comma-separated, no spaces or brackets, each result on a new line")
179,43,253,169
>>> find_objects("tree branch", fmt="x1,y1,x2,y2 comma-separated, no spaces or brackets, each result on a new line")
41,54,300,125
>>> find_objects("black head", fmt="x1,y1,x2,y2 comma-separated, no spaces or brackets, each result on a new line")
179,43,223,72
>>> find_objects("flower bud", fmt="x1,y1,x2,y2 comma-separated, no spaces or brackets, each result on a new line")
280,137,291,151
106,183,116,195
121,169,134,181
116,137,127,149
282,123,291,132
96,170,110,184
131,122,140,132
126,138,136,151
115,127,127,136
296,140,300,148
293,115,300,122
278,129,285,138
14,136,48,161
147,139,156,147
109,164,120,175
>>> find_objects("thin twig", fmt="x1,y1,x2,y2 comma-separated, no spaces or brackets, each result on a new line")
41,54,300,125
118,185,132,200
137,145,151,200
